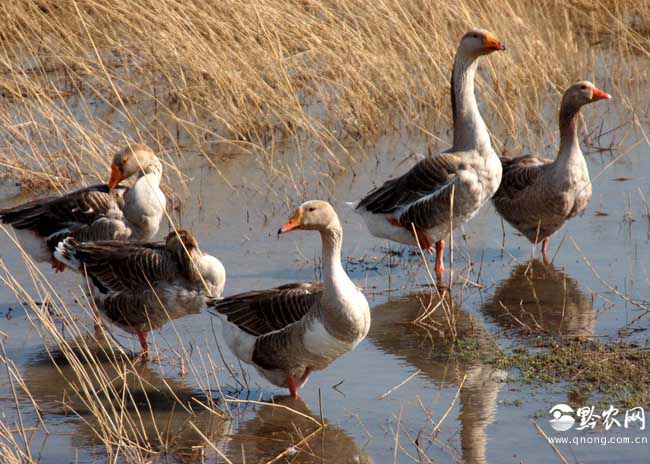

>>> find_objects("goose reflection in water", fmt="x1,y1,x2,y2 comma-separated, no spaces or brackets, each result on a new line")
22,336,370,463
229,395,372,463
22,339,230,463
483,260,596,336
367,291,505,464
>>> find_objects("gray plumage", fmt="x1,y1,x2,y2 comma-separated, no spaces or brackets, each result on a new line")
357,153,463,231
0,143,166,269
55,229,225,335
207,282,322,337
207,201,369,396
352,30,505,275
492,81,610,247
0,185,130,254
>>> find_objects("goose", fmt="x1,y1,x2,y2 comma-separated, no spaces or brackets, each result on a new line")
492,81,611,264
54,229,225,358
207,201,370,397
350,29,505,282
0,143,166,272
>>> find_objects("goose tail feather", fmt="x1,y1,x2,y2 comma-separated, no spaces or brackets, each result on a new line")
54,237,81,269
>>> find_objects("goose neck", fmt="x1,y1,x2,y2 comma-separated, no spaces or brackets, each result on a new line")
136,158,163,186
451,52,490,151
555,104,582,165
320,227,344,286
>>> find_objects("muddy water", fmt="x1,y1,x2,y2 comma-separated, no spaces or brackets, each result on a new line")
0,110,648,463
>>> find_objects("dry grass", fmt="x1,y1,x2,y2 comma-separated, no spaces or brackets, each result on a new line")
0,1,649,461
0,0,647,195
0,245,240,461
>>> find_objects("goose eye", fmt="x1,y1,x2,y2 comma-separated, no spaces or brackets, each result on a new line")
308,207,316,212
580,85,587,90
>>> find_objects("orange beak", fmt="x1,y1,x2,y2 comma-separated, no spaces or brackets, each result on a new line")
591,87,611,101
108,164,123,190
278,209,303,234
483,32,506,52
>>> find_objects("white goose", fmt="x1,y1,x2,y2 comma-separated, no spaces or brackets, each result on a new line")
55,229,225,358
492,81,611,263
351,29,505,282
0,143,166,272
207,201,370,397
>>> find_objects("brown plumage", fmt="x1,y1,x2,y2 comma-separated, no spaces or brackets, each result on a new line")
492,81,611,263
0,143,165,272
55,229,225,358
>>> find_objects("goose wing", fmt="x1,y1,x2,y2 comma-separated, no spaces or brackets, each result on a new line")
0,185,128,247
56,239,173,293
357,152,462,215
396,173,465,230
207,282,323,337
493,155,549,201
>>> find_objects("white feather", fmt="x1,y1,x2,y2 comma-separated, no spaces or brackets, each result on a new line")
213,313,256,363
303,319,354,359
53,238,81,269
198,254,226,297
353,207,418,246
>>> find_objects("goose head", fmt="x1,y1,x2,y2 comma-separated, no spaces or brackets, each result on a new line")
108,143,158,190
278,200,340,234
561,81,611,112
458,29,506,57
166,229,199,254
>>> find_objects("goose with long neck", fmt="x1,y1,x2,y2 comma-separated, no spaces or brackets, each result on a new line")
0,143,166,272
207,200,370,397
351,29,505,283
55,229,225,359
492,81,611,264
450,32,495,151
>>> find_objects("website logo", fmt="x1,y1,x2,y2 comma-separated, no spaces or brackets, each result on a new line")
549,404,576,431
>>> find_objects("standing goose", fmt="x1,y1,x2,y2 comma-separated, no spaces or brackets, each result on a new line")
207,201,370,397
0,143,166,272
54,229,225,358
351,29,505,282
492,81,611,264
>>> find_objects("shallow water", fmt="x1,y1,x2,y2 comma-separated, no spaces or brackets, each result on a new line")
0,107,648,463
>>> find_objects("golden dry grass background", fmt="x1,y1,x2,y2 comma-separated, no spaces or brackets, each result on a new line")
0,2,648,461
0,0,648,192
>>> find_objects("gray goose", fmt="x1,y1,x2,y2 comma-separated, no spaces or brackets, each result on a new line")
351,29,505,282
208,201,370,397
492,81,611,263
54,229,225,358
0,143,166,272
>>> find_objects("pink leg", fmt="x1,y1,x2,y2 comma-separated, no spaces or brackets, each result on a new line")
287,374,298,397
136,330,149,360
541,238,550,265
435,240,445,282
51,259,66,273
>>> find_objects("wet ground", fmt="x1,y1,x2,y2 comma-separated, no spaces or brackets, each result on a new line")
0,103,648,462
